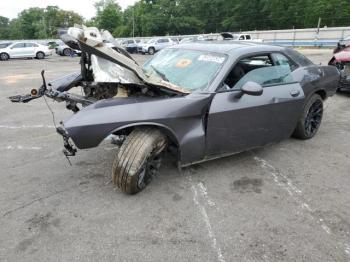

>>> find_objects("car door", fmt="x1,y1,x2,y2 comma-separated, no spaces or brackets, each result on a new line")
157,39,169,51
24,43,37,57
8,43,26,58
206,53,305,157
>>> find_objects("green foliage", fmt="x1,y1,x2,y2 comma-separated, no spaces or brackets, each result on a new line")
94,0,123,32
1,6,83,40
0,16,10,39
0,0,349,39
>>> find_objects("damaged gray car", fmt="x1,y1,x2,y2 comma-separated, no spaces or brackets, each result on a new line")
10,26,339,194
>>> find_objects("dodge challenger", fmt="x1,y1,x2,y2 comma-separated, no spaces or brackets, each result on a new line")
10,26,340,194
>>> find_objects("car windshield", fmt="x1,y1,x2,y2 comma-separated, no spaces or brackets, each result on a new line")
142,48,227,92
0,43,12,48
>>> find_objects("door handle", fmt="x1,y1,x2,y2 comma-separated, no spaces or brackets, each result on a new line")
290,90,300,97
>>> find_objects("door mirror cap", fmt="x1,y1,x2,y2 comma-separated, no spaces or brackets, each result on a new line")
241,81,263,96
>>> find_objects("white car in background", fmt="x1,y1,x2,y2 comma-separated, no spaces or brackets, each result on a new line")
220,32,264,42
139,38,176,55
0,42,52,61
55,43,82,56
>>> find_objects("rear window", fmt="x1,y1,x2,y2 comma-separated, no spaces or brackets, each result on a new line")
284,48,313,66
0,43,12,48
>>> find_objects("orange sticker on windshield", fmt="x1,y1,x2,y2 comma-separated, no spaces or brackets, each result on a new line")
176,59,192,68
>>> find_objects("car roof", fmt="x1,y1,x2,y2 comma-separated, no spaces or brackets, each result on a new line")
171,41,285,55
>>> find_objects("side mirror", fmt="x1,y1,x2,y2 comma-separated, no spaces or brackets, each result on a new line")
240,81,263,96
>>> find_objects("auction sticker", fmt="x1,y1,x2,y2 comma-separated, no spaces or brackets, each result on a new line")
176,58,192,68
198,54,225,64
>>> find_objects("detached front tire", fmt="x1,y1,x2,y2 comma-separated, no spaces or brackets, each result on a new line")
112,128,167,194
293,94,323,140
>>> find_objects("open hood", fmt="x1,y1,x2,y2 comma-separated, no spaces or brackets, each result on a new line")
66,25,189,94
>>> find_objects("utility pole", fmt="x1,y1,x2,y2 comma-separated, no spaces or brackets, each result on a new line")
132,7,135,38
316,17,321,35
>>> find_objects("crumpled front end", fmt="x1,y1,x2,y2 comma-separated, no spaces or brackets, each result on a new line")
329,48,350,91
9,25,191,160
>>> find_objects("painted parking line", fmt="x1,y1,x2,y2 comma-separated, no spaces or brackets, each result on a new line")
254,155,350,257
3,145,42,150
189,177,226,262
0,124,55,129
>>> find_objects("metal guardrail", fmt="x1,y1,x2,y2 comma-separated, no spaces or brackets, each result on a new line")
1,26,349,47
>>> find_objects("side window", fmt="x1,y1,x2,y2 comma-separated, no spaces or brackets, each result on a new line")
12,43,25,48
223,54,295,91
128,40,134,44
239,35,245,40
25,43,38,47
245,35,251,40
158,39,168,43
271,53,298,71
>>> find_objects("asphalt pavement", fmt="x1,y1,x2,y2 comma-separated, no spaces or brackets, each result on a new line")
0,50,350,262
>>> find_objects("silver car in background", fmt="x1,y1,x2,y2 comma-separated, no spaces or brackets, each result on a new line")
55,43,82,56
138,37,176,55
0,42,52,61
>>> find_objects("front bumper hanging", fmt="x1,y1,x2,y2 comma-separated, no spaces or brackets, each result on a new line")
56,126,77,157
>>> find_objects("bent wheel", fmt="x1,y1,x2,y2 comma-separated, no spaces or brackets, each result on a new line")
293,94,323,140
112,128,167,194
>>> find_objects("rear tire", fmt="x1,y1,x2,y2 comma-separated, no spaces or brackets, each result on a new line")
0,52,9,61
112,128,167,194
293,94,323,140
36,51,45,59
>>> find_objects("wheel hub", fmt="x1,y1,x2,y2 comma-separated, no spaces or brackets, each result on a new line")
137,155,162,189
305,100,323,136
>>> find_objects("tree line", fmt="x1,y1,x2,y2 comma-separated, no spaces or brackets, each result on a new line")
1,0,349,40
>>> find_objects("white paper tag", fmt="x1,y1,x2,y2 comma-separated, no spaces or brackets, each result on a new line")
198,54,225,64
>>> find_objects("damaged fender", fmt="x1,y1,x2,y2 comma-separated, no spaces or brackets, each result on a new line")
63,93,213,165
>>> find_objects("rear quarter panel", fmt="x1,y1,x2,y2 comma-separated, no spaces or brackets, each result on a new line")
291,65,339,100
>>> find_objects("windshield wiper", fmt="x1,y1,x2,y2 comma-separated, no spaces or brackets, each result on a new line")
150,65,169,82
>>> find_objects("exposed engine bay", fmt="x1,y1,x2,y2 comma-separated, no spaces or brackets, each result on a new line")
9,25,188,112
